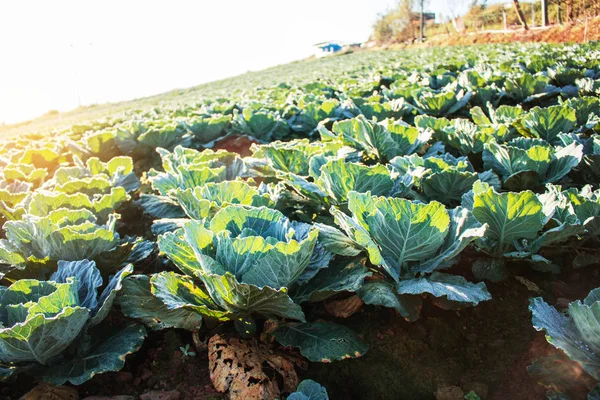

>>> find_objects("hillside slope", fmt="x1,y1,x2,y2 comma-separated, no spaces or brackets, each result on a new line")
4,24,597,139
0,51,387,137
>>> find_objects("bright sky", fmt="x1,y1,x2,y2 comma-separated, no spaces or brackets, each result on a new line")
0,0,473,125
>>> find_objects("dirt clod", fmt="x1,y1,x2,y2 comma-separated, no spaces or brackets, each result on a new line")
139,390,181,400
324,295,364,319
435,385,464,400
20,384,79,400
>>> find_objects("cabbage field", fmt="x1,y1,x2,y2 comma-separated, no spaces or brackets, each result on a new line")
1,43,600,400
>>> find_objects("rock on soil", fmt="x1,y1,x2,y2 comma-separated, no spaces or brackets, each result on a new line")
435,385,465,400
139,391,181,400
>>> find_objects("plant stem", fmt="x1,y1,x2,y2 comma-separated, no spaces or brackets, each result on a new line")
192,330,206,353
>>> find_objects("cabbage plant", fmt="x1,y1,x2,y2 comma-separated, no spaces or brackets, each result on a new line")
322,191,490,320
114,119,193,154
150,180,282,235
483,138,583,190
120,205,370,361
148,146,244,195
2,164,48,188
389,153,499,205
140,146,245,218
0,180,31,224
230,107,290,142
318,115,430,162
180,113,232,145
279,156,398,213
0,260,145,385
503,73,550,102
470,103,524,135
0,210,120,271
288,96,346,135
0,208,151,280
49,155,139,194
462,182,597,277
170,180,279,221
1,156,138,226
247,139,345,177
427,118,512,155
411,89,473,117
515,105,577,144
311,158,395,205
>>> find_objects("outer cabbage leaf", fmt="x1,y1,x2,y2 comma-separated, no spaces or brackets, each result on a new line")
149,271,230,321
0,280,89,365
414,206,487,274
171,180,274,220
42,323,146,386
50,259,102,310
333,191,451,281
357,281,422,321
468,185,545,254
290,257,371,303
136,194,186,219
118,275,204,331
201,273,305,321
315,159,394,204
515,105,577,143
273,322,368,362
319,115,429,162
530,291,600,381
396,272,491,305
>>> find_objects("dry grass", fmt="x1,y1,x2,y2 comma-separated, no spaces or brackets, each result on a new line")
424,16,600,47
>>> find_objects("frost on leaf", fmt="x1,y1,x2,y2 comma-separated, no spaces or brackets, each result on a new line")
208,334,301,400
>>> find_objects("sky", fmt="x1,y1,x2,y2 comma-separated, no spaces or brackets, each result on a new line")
0,0,474,125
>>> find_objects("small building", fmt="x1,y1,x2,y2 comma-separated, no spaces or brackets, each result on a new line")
313,41,343,58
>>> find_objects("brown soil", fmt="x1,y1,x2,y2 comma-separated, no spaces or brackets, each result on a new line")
389,17,600,49
2,260,599,400
212,135,259,157
79,329,224,400
300,259,600,400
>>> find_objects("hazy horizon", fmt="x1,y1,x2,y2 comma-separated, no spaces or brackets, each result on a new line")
0,0,476,125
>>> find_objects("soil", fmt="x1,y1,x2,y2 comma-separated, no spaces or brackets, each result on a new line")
212,135,259,157
3,256,599,400
299,256,600,400
384,17,600,49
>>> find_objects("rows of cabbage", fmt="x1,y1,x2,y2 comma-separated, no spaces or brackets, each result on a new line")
0,42,600,399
